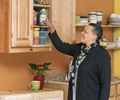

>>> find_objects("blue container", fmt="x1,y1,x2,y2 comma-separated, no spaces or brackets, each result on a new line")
39,31,49,45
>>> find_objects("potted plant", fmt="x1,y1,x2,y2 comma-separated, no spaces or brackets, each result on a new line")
29,62,52,90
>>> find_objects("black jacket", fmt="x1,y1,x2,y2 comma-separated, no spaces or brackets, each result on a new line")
49,31,111,100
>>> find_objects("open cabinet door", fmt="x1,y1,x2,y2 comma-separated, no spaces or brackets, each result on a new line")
51,0,76,44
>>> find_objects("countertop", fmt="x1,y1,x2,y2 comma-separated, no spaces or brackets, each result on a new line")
45,75,120,85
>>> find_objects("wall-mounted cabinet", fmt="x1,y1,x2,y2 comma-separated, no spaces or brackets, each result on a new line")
0,0,52,53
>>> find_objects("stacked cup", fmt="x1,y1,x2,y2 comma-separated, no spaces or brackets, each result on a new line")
33,28,40,45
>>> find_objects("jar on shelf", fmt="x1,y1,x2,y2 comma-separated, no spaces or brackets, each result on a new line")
96,11,103,25
36,0,49,5
89,12,97,24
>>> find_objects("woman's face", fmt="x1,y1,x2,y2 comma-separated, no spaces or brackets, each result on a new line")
80,25,97,47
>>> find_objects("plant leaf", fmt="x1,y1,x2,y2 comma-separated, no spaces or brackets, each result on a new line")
44,64,48,70
44,62,51,66
29,63,37,70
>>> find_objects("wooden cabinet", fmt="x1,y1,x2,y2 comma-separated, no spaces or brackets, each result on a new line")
117,96,120,100
109,83,120,100
11,0,33,47
0,0,52,53
116,84,120,100
44,82,68,100
117,84,120,95
0,0,75,53
110,85,116,98
33,90,63,100
109,97,116,100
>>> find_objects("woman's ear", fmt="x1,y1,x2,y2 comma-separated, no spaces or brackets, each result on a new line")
92,35,97,42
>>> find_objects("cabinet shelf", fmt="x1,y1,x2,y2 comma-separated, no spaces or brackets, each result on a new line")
33,4,51,8
32,44,51,47
75,24,120,28
106,46,120,50
10,46,52,53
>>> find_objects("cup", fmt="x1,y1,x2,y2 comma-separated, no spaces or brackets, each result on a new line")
29,81,40,91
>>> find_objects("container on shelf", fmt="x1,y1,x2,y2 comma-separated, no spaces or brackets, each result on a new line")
96,11,103,25
76,16,80,23
39,31,49,45
37,0,49,5
33,10,37,25
33,28,40,45
89,12,97,24
39,9,47,26
80,16,88,24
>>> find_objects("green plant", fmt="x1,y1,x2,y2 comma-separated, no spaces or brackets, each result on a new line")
29,63,52,76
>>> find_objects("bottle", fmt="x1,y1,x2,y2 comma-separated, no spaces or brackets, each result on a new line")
39,9,47,26
33,10,37,25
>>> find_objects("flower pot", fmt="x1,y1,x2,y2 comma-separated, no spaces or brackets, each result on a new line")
33,76,44,90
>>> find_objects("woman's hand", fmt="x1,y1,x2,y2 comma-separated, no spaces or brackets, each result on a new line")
44,18,55,34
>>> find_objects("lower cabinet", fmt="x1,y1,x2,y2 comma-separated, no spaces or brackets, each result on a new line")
110,85,116,98
117,96,120,100
33,91,63,100
109,83,120,100
44,82,68,100
117,84,120,95
116,84,120,100
109,97,116,100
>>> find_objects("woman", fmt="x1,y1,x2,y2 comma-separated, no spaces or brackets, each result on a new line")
44,19,111,100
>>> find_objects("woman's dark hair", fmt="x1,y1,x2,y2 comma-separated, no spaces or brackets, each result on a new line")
89,23,103,43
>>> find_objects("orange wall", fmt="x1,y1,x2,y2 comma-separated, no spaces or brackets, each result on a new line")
0,47,71,90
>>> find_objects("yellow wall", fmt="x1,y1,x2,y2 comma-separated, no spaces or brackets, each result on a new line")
114,0,120,76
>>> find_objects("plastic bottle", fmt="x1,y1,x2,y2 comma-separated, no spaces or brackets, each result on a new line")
39,9,47,26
